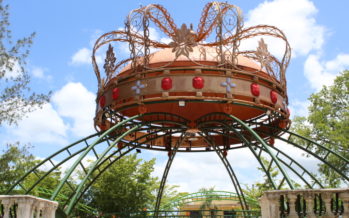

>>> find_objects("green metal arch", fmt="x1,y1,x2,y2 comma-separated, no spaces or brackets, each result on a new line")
201,134,249,212
253,124,349,182
5,110,348,217
68,128,186,214
202,128,324,189
197,113,295,189
58,113,188,215
163,190,259,209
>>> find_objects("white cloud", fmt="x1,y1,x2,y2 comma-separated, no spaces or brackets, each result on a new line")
70,48,92,65
244,0,325,57
2,82,97,147
6,104,68,145
289,99,310,117
153,148,261,193
304,53,349,90
52,82,96,137
31,66,52,81
32,66,45,78
70,47,102,66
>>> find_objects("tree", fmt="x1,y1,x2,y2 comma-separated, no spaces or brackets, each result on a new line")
159,185,188,211
0,143,38,193
0,0,50,126
85,154,159,215
198,187,217,211
291,70,349,187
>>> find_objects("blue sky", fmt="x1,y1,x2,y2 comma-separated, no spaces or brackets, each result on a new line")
2,0,349,192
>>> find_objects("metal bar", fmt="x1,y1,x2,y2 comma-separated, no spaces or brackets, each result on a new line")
278,177,285,189
64,124,143,214
51,112,188,202
24,144,98,194
255,123,349,163
154,132,187,217
255,128,349,182
200,112,295,189
199,120,278,189
50,114,142,201
6,133,100,194
202,132,248,214
267,159,274,172
69,129,186,212
205,128,323,188
48,159,56,167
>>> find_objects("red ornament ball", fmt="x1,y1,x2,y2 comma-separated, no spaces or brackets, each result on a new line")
269,137,275,146
99,96,106,108
161,77,172,90
270,90,278,104
112,88,119,100
192,76,204,89
250,83,260,97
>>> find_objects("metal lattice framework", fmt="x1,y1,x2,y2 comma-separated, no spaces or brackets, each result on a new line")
163,190,259,209
6,112,348,216
4,2,349,217
92,1,290,93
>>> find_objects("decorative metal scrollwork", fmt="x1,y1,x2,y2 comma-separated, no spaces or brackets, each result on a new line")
92,2,291,94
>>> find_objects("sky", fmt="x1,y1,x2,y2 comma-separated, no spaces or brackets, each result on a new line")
1,0,349,193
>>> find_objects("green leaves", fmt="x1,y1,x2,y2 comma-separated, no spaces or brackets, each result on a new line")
86,154,158,214
0,0,50,126
292,70,349,187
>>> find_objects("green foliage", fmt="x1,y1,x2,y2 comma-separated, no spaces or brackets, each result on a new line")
198,187,217,211
0,143,37,194
85,154,158,214
159,185,187,210
0,0,50,126
291,70,349,187
0,143,69,197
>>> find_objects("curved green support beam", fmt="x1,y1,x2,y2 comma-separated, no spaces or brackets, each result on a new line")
68,128,186,212
254,127,349,182
51,112,189,202
201,128,324,189
164,190,258,209
200,132,248,212
6,133,101,194
198,120,278,190
50,114,142,200
154,132,186,217
63,114,189,215
252,123,349,164
197,112,295,189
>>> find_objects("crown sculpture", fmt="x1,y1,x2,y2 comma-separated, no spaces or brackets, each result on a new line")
92,2,291,152
4,2,349,217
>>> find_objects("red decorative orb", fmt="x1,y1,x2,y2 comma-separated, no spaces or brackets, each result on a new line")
270,90,278,104
250,83,260,97
161,77,172,90
112,88,119,100
192,76,204,89
138,105,147,114
117,142,124,150
269,137,275,146
99,123,107,131
99,96,106,107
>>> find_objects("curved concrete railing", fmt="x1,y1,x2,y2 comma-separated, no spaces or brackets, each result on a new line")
260,188,349,218
0,195,58,218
